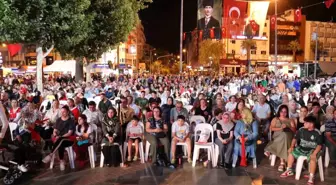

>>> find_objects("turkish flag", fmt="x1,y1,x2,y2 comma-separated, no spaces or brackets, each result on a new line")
210,28,215,39
223,0,248,38
325,0,335,9
7,44,22,57
294,8,302,23
270,15,276,30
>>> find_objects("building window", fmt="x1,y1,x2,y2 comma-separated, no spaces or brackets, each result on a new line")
232,50,236,54
264,23,267,27
231,40,236,44
251,50,256,55
262,32,267,37
261,51,267,55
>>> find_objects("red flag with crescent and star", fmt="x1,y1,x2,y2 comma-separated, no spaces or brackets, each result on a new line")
270,15,276,30
223,0,248,38
294,8,302,23
325,0,335,9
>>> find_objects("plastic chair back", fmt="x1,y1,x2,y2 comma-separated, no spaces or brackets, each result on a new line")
9,122,18,141
194,123,214,144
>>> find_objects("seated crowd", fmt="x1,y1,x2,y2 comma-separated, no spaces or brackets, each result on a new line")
0,74,335,185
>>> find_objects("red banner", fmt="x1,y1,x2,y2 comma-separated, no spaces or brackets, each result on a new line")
270,15,276,30
183,32,186,40
294,8,302,23
223,0,248,38
7,44,22,57
199,30,203,41
221,27,226,38
325,0,335,9
210,28,215,39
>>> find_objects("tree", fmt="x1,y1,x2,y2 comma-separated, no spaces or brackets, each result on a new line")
61,0,151,80
287,40,301,63
199,40,225,72
0,0,92,92
241,39,256,73
151,60,162,74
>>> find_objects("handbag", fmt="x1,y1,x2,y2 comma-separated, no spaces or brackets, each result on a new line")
77,139,89,146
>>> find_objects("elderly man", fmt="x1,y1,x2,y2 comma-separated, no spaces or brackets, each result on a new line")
170,100,189,124
252,94,271,139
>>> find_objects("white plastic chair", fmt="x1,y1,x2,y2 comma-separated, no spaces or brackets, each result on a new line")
145,141,151,162
171,122,189,159
8,122,18,141
190,115,206,125
192,123,215,167
212,124,219,167
39,99,51,113
295,155,324,182
185,105,193,113
123,122,145,163
88,124,98,168
325,147,330,168
50,145,75,170
99,143,124,167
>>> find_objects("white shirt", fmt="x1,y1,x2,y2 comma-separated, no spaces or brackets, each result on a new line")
126,124,143,139
252,102,271,119
172,122,189,139
225,102,237,112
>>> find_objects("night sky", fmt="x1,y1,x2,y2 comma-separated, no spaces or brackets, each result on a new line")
139,0,335,53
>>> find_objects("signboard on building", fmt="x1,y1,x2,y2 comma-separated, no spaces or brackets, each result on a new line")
220,59,247,66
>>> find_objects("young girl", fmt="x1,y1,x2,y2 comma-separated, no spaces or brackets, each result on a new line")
74,114,92,166
126,116,144,161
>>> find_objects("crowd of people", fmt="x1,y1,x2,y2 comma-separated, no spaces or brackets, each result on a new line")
0,72,336,185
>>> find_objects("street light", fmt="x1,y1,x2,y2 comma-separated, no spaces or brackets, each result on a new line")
183,49,186,53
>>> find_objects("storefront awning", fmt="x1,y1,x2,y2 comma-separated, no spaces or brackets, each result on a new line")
318,61,336,75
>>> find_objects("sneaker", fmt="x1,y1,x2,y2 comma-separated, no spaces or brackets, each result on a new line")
133,156,138,161
18,165,28,172
188,158,192,163
264,151,270,157
280,170,294,178
60,161,65,171
127,157,132,162
42,155,51,163
171,159,176,164
307,177,314,185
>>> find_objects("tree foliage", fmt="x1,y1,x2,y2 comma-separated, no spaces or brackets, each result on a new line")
199,40,225,71
0,0,91,50
287,40,301,62
61,0,151,60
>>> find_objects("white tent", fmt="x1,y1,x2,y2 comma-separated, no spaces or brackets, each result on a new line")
43,60,76,76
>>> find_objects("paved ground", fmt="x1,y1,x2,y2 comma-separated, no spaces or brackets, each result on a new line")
3,144,336,185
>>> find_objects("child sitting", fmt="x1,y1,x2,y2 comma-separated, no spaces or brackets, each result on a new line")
171,115,192,164
126,116,144,162
280,116,323,185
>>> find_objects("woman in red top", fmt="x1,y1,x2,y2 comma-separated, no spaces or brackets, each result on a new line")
230,99,246,123
9,99,21,122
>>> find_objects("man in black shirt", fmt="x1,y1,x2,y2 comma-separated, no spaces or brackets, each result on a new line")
280,116,322,185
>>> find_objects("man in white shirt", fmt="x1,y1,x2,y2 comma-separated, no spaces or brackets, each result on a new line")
225,96,237,112
252,95,271,138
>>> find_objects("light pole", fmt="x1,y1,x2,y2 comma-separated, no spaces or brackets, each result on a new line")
179,0,184,73
274,0,278,74
313,32,318,79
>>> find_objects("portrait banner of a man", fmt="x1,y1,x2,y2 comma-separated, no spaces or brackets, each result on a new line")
197,0,222,40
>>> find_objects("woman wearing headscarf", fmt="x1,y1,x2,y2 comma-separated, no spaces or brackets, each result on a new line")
215,112,234,169
101,107,124,167
232,108,258,168
264,105,296,172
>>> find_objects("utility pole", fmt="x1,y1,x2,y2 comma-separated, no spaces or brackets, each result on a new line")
314,32,318,79
179,0,184,73
274,0,278,74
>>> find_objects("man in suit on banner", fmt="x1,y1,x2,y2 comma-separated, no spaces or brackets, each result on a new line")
197,0,221,40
